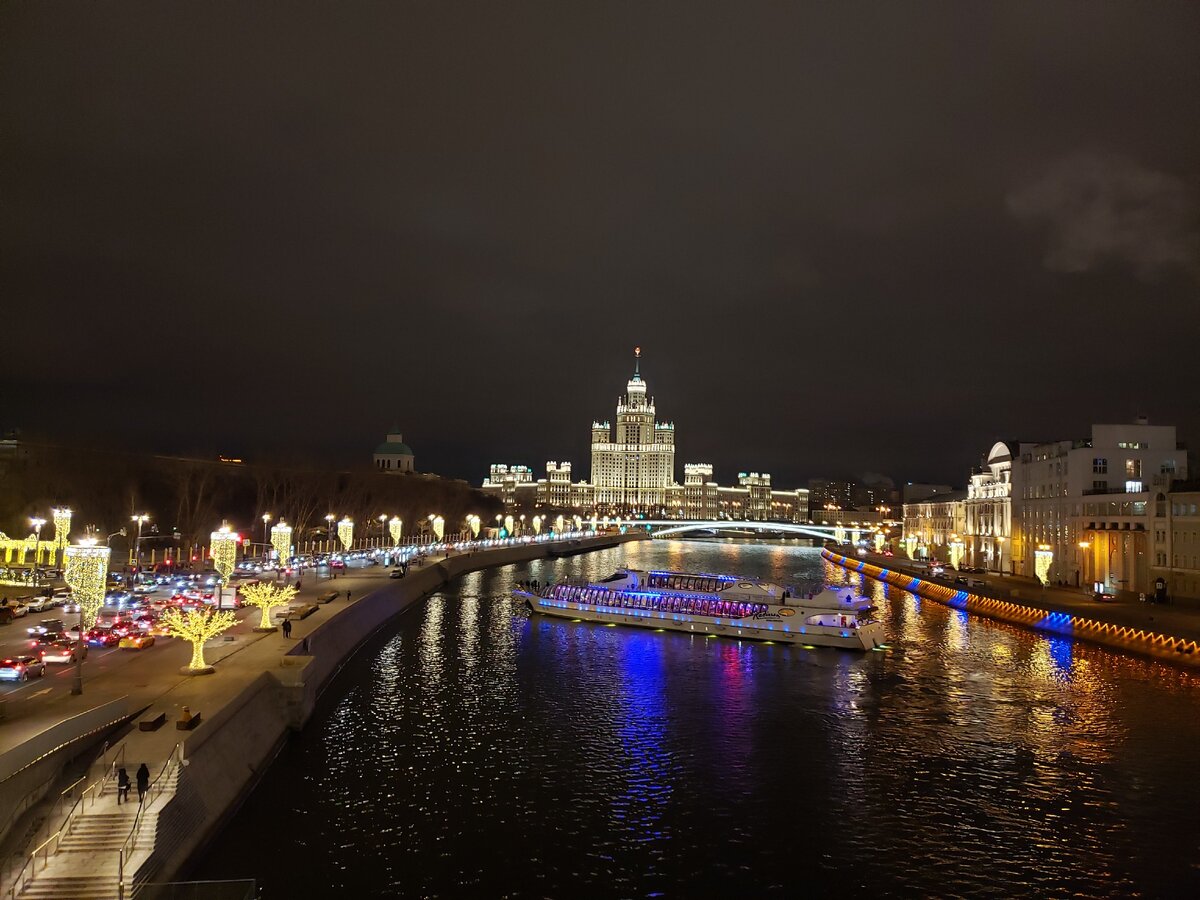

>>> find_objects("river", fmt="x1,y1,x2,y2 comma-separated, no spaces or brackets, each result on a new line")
194,539,1200,897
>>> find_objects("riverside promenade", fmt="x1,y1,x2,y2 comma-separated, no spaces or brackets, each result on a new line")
2,531,642,899
825,548,1200,667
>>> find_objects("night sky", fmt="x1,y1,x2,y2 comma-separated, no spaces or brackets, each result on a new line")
3,2,1198,488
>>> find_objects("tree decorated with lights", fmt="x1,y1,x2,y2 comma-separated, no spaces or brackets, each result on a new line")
240,581,297,630
873,531,885,553
270,520,292,564
554,515,564,534
161,607,238,672
338,517,354,552
431,515,445,542
467,515,480,538
532,515,542,535
389,516,403,545
504,515,514,537
64,538,110,630
905,534,918,559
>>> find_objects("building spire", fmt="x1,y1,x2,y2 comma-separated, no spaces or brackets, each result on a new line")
633,346,641,380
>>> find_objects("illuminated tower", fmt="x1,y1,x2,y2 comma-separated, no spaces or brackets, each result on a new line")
589,348,676,514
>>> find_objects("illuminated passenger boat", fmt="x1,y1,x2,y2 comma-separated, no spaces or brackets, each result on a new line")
516,569,885,650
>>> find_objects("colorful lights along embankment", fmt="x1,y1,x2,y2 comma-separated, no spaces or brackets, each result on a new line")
822,549,1200,668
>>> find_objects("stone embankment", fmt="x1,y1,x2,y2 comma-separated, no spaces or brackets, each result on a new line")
4,532,641,897
824,548,1200,668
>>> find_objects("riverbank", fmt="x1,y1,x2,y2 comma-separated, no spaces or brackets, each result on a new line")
3,532,642,897
824,548,1200,668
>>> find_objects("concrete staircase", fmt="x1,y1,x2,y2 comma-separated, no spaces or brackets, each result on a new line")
14,766,180,900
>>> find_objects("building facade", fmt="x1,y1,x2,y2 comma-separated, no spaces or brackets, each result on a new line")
964,441,1016,573
1010,420,1186,593
902,492,967,559
1151,483,1200,601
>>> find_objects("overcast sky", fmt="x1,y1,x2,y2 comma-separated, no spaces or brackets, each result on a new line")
2,2,1198,487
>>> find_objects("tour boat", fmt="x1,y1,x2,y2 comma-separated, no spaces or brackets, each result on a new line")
515,568,886,650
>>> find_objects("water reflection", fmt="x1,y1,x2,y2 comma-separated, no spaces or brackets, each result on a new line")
195,540,1200,898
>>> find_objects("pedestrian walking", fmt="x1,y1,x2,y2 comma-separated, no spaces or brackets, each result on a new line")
136,763,150,804
117,767,131,805
345,590,352,602
282,618,292,638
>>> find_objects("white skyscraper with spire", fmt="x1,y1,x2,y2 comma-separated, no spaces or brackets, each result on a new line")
589,347,676,513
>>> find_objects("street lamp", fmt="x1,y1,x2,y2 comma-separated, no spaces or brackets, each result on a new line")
262,513,272,561
378,514,388,548
131,514,150,573
325,514,336,551
30,517,45,567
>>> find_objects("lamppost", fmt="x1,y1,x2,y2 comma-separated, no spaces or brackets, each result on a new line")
30,517,45,568
378,514,388,549
64,535,110,695
131,514,149,574
995,536,1006,575
262,513,272,561
1078,540,1091,590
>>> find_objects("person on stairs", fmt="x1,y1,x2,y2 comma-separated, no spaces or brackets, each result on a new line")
117,767,131,805
136,763,150,804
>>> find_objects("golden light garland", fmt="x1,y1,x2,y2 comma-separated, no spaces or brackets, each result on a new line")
504,515,514,537
532,515,542,535
574,515,583,531
431,515,445,541
1035,544,1054,586
467,515,480,538
873,531,885,552
338,517,354,552
210,526,239,588
555,515,564,534
64,540,110,630
949,539,965,571
52,507,72,561
270,521,293,564
389,516,403,544
160,607,238,670
905,534,918,559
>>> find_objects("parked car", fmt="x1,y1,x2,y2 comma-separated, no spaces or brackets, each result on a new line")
40,641,87,664
0,656,46,681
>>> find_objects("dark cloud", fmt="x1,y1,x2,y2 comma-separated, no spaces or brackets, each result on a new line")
1008,152,1200,282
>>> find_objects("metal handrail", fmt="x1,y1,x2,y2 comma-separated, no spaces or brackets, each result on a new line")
96,744,126,800
117,744,180,900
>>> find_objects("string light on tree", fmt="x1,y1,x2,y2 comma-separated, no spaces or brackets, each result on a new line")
389,516,403,545
1035,544,1054,586
949,536,965,570
64,537,110,630
467,515,480,538
270,520,292,565
504,515,514,538
241,582,298,630
532,515,542,535
161,607,238,673
905,534,918,559
431,516,445,542
873,531,885,553
338,517,354,552
555,515,564,534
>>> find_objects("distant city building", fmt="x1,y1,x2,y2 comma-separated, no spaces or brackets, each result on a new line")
373,426,415,473
902,483,955,503
809,475,897,511
479,351,810,523
902,491,968,559
589,348,676,515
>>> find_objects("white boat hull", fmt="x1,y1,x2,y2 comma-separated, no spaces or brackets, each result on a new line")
516,590,885,651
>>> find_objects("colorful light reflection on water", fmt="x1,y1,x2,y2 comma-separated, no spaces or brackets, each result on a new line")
195,540,1200,897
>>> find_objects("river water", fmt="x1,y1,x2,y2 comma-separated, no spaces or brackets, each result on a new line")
194,540,1200,897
